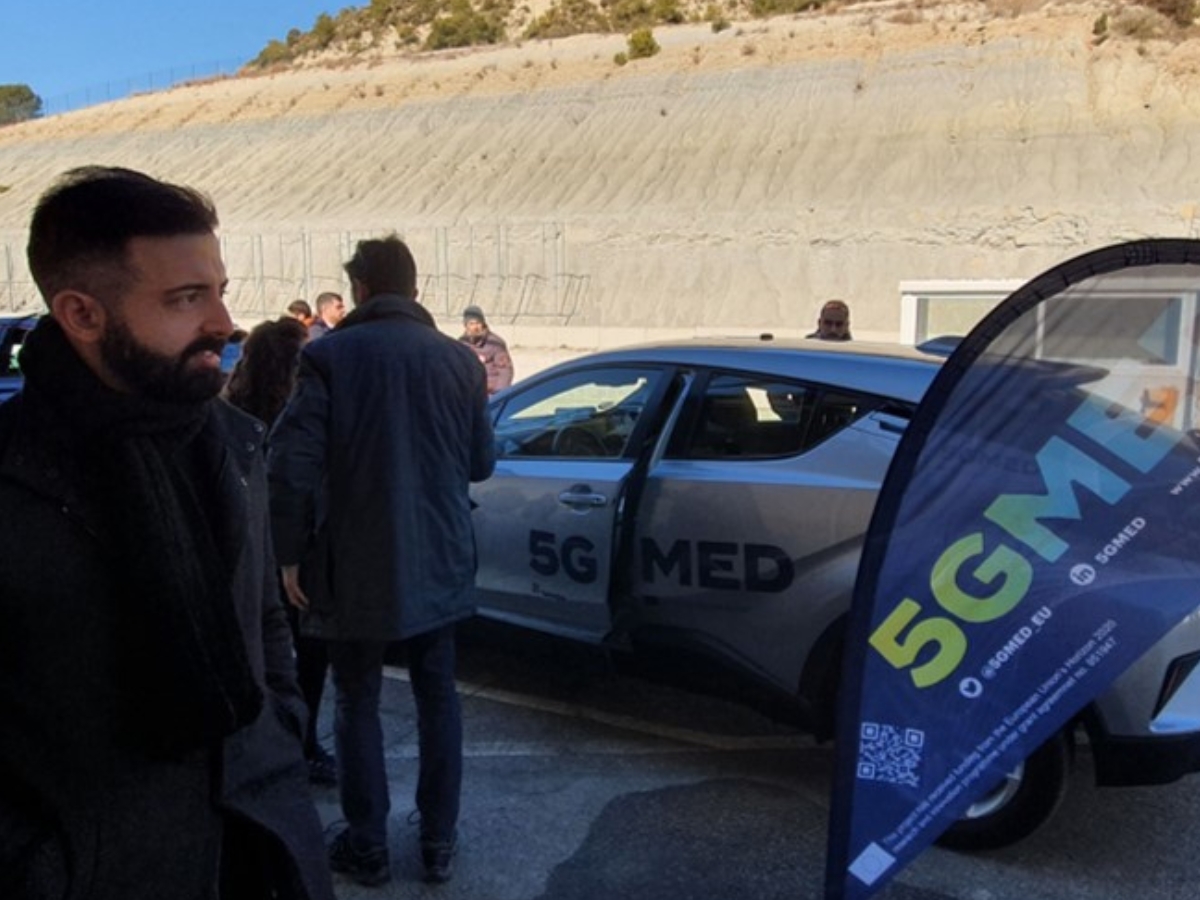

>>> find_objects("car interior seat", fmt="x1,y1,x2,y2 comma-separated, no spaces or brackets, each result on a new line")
810,398,858,445
697,390,758,456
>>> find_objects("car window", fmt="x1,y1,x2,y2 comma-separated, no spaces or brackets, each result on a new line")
808,389,881,446
671,374,881,460
493,367,661,459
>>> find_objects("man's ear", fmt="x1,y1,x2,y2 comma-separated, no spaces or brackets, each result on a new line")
49,291,107,344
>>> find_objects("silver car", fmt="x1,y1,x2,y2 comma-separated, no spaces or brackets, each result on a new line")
469,337,1200,849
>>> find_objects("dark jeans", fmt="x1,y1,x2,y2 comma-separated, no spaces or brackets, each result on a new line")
327,625,462,851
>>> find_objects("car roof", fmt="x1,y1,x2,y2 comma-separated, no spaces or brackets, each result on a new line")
535,337,945,405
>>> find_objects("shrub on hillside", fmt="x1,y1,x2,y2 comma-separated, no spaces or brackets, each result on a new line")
312,13,339,49
1141,0,1195,25
627,27,661,59
368,0,399,26
251,40,294,69
372,0,445,29
0,85,42,126
605,0,685,29
703,3,731,30
425,0,506,49
525,0,612,38
653,0,686,24
1113,5,1173,37
750,0,822,15
607,0,654,31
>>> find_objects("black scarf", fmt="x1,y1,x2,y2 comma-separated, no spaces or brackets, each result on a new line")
19,318,262,758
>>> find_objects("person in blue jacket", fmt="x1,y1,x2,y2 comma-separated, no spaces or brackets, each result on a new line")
268,234,495,888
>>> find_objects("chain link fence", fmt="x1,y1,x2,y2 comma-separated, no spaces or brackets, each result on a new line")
38,59,247,117
0,222,590,325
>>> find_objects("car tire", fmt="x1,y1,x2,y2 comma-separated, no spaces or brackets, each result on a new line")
935,729,1072,852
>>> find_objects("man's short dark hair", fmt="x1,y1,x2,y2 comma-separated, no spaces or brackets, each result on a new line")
287,299,313,318
344,235,417,299
27,166,218,305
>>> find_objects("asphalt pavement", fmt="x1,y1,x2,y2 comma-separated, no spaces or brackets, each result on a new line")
311,620,1200,900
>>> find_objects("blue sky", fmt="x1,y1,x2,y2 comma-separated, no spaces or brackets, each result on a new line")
2,2,340,114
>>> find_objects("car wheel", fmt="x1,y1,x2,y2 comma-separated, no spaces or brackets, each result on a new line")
935,729,1071,852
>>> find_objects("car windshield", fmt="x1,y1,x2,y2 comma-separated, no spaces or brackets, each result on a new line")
510,379,647,423
494,367,658,459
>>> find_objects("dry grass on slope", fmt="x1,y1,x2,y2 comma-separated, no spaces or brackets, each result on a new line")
3,0,1197,149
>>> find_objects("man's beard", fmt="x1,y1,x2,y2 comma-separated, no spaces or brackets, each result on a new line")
99,316,226,403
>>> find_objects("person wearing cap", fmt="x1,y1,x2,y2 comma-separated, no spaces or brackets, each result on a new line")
806,299,853,341
458,305,514,394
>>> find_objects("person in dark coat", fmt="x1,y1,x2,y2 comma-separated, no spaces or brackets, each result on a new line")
0,166,335,900
458,304,514,394
224,317,310,428
224,316,338,787
269,235,495,888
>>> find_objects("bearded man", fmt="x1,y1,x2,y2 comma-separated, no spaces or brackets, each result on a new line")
806,299,854,341
0,167,334,900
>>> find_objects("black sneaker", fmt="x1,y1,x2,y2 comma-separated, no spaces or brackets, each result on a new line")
307,745,337,787
421,833,457,884
328,828,391,887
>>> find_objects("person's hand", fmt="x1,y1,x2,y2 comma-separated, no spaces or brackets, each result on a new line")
280,564,310,611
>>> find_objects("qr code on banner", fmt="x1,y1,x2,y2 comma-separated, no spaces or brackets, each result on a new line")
857,722,924,788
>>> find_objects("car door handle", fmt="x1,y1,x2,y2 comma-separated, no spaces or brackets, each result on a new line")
558,486,608,509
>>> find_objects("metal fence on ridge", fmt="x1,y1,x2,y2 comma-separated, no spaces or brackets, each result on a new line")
0,222,590,326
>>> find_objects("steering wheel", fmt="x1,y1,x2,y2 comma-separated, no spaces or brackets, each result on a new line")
551,425,607,457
